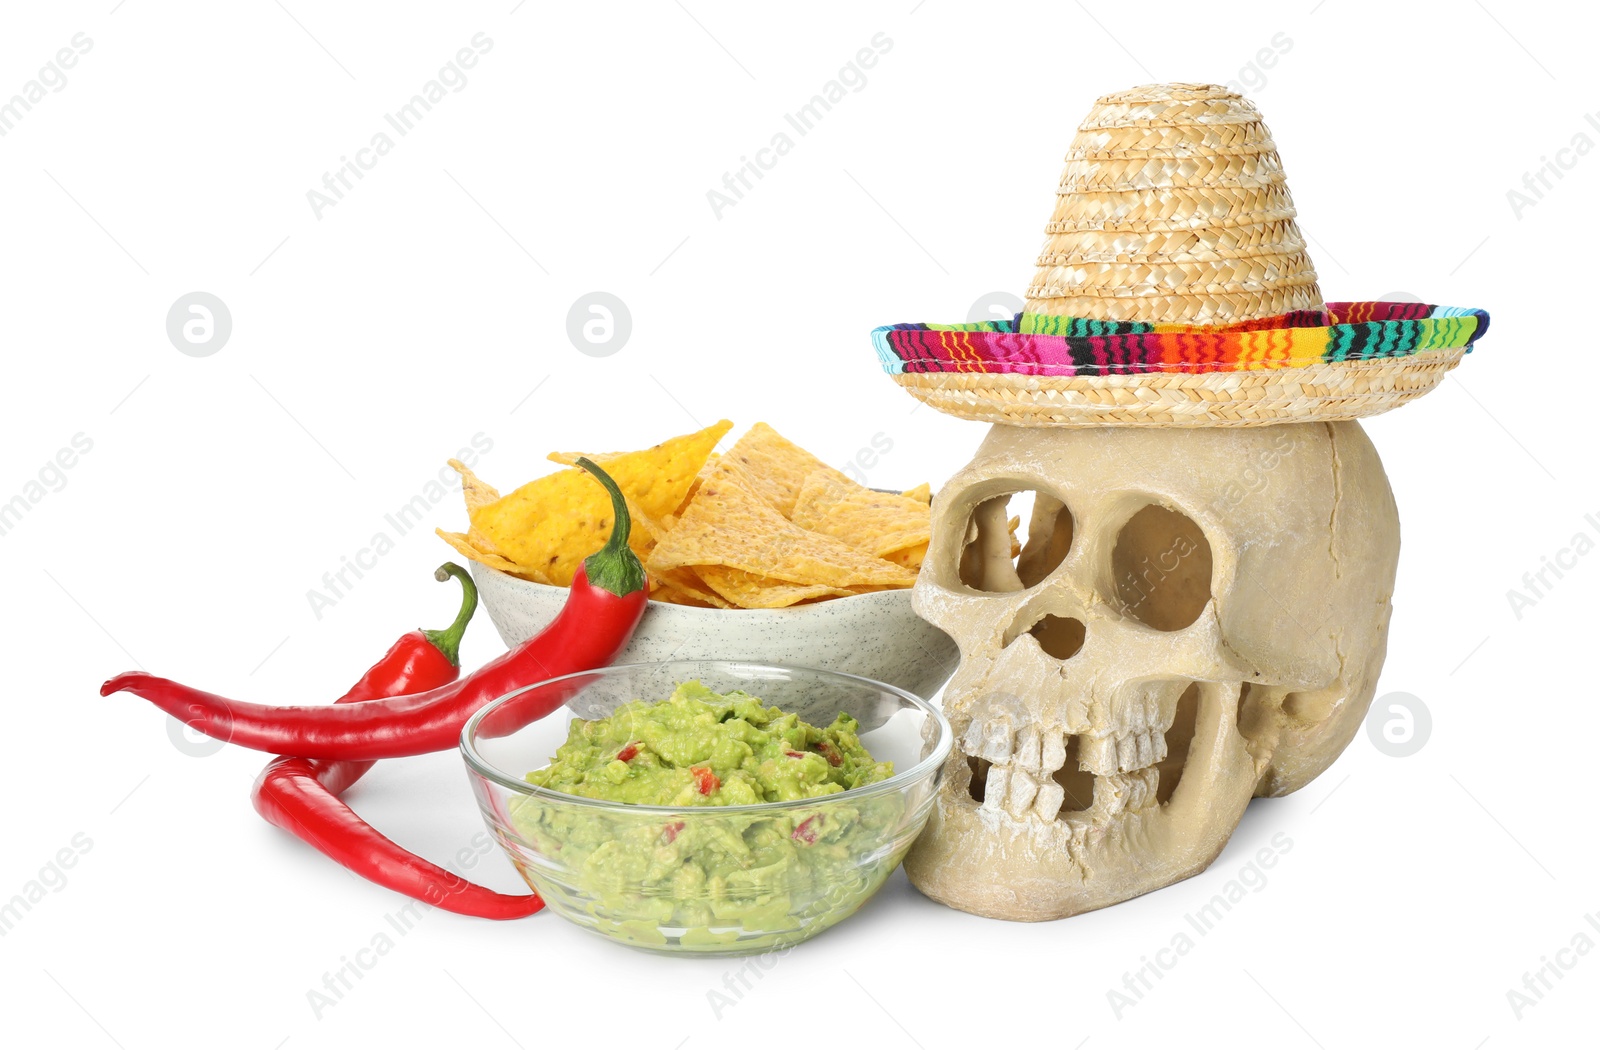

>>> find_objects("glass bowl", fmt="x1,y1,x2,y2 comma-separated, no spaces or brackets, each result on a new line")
460,660,952,956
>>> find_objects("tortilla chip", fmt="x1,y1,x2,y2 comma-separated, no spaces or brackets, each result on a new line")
791,471,931,559
544,419,732,499
448,459,501,511
537,425,732,521
694,566,854,609
901,482,932,505
646,457,915,589
439,459,523,565
435,528,540,580
546,449,623,466
649,565,732,609
620,494,674,564
676,453,719,517
883,541,928,573
722,423,853,518
470,473,610,585
646,580,718,608
470,421,731,586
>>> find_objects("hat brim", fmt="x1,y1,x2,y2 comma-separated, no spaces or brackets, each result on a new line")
875,301,1488,427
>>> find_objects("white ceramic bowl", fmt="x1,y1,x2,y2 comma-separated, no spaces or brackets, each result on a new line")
469,563,959,700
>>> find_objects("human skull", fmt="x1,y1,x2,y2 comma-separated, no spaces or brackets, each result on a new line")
905,420,1400,920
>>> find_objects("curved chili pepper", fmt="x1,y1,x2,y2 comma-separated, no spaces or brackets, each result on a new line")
103,458,648,760
287,561,477,794
251,563,541,919
254,763,542,919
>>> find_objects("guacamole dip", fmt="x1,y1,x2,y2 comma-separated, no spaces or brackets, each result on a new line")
509,681,904,949
526,681,893,804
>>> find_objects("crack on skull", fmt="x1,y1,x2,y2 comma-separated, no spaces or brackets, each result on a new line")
1211,604,1257,679
1325,421,1344,581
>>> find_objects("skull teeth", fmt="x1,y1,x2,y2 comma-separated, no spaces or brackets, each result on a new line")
975,760,1163,825
1137,727,1159,767
1004,770,1039,819
1041,733,1067,775
964,713,1175,824
982,765,1044,819
980,763,1010,812
1078,726,1166,775
1079,734,1119,775
961,720,1167,769
1087,768,1162,821
964,719,1014,765
1116,733,1138,770
1015,727,1041,770
1031,779,1066,820
1146,727,1168,766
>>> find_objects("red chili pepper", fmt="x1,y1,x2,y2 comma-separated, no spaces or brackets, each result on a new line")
103,459,649,760
616,743,640,763
785,750,806,759
691,767,719,795
662,821,685,843
792,816,818,845
251,564,541,920
815,741,842,767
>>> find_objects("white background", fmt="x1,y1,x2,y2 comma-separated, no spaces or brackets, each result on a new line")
1,1,1592,1046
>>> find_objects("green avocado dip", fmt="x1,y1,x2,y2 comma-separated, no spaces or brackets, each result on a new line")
526,681,893,804
509,681,905,950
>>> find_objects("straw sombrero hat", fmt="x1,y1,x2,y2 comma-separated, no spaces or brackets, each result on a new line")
873,83,1489,427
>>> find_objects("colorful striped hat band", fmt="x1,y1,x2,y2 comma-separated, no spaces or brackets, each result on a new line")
874,302,1489,378
873,83,1489,427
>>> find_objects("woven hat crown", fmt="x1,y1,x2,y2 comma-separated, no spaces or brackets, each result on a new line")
1025,82,1325,326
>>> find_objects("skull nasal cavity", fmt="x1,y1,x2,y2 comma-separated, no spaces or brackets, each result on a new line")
958,490,1073,592
1016,614,1086,660
1111,504,1214,631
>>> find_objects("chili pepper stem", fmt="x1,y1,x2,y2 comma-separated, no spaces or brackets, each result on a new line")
421,563,477,668
575,457,647,599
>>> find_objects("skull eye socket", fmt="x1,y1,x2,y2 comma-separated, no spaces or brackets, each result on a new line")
957,490,1074,592
1110,504,1214,631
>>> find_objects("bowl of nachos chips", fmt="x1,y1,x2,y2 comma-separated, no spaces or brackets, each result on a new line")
436,421,960,700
